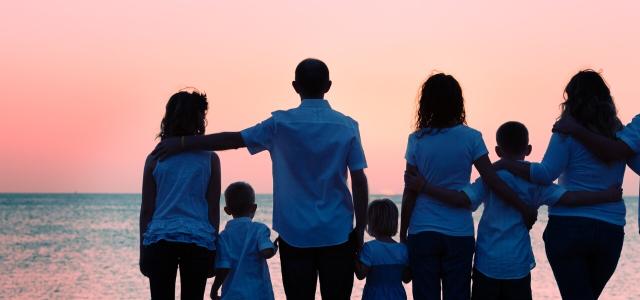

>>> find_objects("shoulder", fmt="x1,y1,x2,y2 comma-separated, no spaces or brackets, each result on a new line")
252,221,271,232
329,110,360,131
144,154,158,172
217,228,231,241
361,241,376,255
209,151,220,163
459,125,483,138
630,114,640,127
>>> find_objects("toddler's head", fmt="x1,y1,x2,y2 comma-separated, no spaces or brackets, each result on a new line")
366,198,399,239
224,182,257,218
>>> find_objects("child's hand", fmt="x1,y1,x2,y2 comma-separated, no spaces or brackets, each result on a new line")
404,170,425,193
552,114,580,135
605,185,623,202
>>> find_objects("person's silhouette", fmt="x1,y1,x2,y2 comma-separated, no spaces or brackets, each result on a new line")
153,58,369,300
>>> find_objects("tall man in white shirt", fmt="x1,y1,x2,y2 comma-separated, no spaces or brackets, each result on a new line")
153,58,369,299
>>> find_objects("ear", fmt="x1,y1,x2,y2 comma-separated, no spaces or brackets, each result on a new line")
292,81,301,94
224,207,232,216
251,203,257,214
323,80,332,93
495,146,504,158
525,145,532,156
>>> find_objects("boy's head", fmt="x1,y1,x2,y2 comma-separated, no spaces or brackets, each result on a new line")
495,121,532,160
292,58,332,99
224,182,257,218
366,198,399,238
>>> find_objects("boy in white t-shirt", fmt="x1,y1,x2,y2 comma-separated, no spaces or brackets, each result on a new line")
210,182,277,300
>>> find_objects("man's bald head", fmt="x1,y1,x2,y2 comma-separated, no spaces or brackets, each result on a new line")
293,58,331,97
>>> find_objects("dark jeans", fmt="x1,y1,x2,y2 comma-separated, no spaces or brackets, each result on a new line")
408,231,475,300
279,238,355,300
471,268,532,300
142,240,216,300
543,216,624,300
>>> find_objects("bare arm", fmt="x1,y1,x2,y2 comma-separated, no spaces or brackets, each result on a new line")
350,169,369,252
558,186,623,206
139,155,157,276
474,155,536,229
400,163,418,243
554,115,634,162
210,268,230,299
152,132,246,160
207,153,222,232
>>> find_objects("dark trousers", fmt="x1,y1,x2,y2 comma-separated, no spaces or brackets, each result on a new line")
143,240,215,300
408,231,475,300
279,238,355,300
543,216,624,300
471,269,532,300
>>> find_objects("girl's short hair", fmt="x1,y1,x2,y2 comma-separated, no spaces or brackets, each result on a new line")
561,70,622,138
415,73,466,131
159,89,208,139
367,198,399,237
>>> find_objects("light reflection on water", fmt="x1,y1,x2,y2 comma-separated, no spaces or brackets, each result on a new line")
0,194,638,299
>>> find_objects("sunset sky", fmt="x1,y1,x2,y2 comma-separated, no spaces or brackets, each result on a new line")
2,1,639,194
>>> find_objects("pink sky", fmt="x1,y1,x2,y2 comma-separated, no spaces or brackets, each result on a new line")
1,1,639,194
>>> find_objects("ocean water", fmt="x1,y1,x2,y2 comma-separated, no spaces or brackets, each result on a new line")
1,193,639,300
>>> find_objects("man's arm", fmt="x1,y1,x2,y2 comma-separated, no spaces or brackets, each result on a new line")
553,115,634,162
153,132,246,160
474,155,537,229
139,155,157,277
350,169,369,252
558,186,623,206
210,268,230,300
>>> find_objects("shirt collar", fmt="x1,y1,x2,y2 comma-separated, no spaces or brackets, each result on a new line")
229,216,252,224
299,99,331,108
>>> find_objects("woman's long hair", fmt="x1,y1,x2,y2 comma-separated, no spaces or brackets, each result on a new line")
415,73,466,132
561,70,621,138
158,89,208,139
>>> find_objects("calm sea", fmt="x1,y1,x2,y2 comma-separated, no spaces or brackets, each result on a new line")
1,194,638,299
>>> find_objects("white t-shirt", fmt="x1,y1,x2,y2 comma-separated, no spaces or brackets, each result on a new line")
216,217,276,300
405,125,488,236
